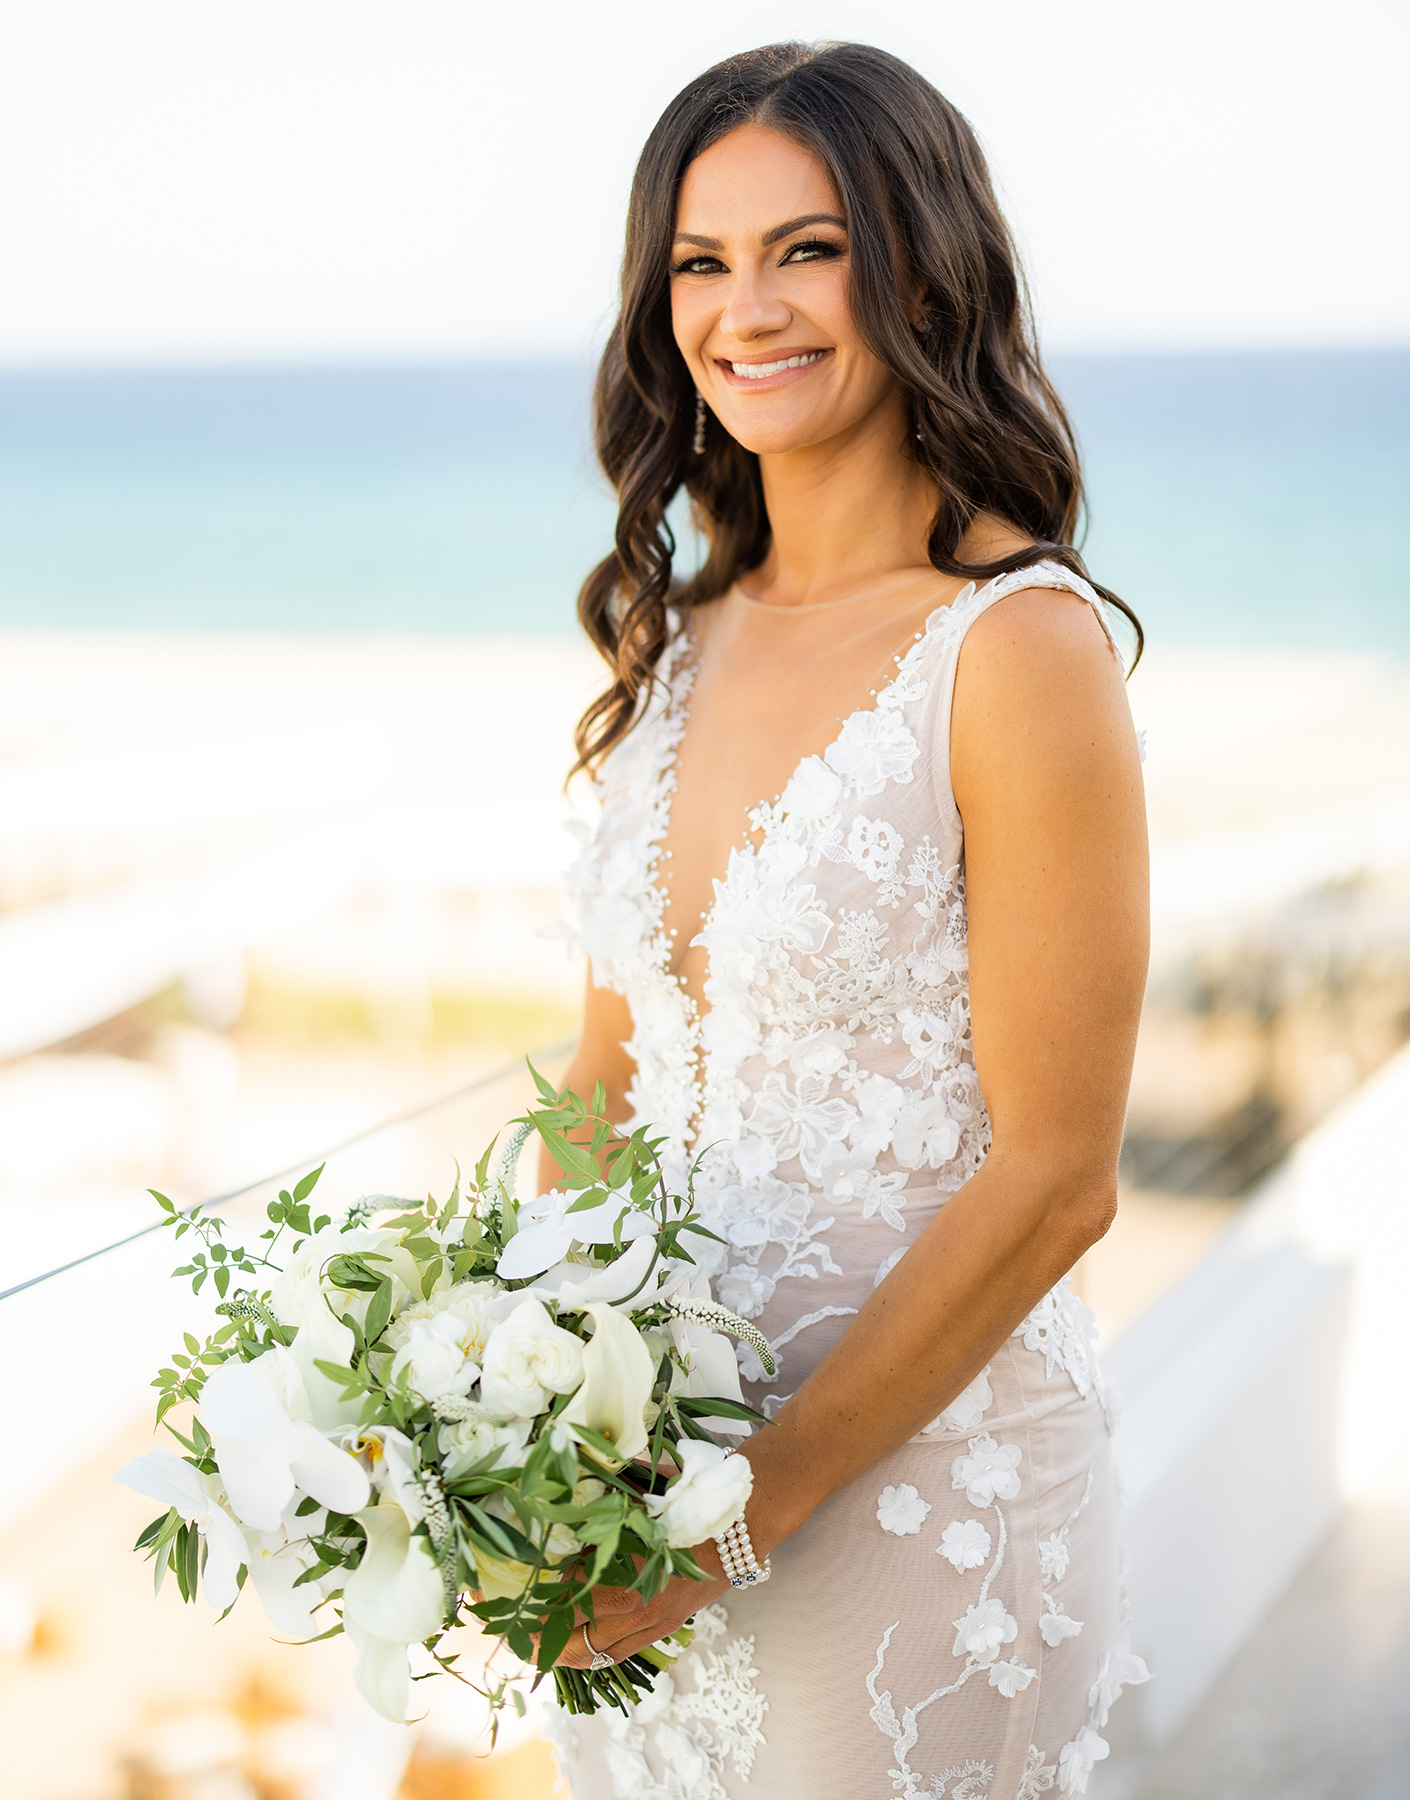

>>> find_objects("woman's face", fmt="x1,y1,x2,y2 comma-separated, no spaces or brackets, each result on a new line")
671,123,901,458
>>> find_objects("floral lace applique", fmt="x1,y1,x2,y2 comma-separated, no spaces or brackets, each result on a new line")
601,1604,767,1800
1011,1281,1115,1429
1017,1745,1057,1798
1039,1472,1094,1588
877,1482,932,1536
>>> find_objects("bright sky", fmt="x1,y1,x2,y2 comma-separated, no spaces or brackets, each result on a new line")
0,0,1405,364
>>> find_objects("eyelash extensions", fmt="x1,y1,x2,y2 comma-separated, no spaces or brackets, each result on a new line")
670,236,844,277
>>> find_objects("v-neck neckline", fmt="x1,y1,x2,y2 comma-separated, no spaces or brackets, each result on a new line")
647,573,988,1021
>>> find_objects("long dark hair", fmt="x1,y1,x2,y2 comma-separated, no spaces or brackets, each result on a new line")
573,40,1141,776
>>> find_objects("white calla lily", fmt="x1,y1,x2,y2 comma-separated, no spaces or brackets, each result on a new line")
200,1350,370,1532
343,1495,445,1647
558,1301,656,1464
345,1616,416,1723
112,1450,249,1611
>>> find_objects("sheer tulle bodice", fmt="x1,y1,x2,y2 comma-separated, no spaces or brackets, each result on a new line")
559,561,1149,1800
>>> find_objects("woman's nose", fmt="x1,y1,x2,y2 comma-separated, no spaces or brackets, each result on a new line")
718,266,791,343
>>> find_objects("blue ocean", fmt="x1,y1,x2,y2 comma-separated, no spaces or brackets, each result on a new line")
0,350,1404,650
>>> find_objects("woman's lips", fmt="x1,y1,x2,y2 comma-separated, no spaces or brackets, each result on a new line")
714,348,834,392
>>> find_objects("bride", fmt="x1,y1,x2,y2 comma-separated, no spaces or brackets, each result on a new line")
546,41,1150,1800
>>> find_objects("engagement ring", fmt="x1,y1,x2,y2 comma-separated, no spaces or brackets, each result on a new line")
583,1624,613,1671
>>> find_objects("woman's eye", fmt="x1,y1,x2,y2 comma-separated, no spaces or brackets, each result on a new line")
782,238,842,264
673,255,724,276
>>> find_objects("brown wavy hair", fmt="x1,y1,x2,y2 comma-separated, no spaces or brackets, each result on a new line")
572,40,1141,776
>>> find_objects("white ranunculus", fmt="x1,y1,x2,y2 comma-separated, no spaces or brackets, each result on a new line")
645,1440,753,1548
112,1450,249,1611
200,1349,370,1532
478,1298,585,1420
437,1408,532,1479
558,1302,656,1464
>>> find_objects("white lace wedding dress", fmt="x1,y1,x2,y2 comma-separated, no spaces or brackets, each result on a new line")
554,561,1149,1800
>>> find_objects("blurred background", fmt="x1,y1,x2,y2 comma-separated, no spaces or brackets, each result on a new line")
1,3,1407,1797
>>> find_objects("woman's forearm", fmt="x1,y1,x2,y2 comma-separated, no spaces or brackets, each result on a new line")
742,1145,1116,1553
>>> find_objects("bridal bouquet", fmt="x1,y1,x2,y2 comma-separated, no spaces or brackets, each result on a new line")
114,1067,774,1725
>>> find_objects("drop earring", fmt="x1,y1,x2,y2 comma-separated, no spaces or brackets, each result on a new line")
693,389,707,457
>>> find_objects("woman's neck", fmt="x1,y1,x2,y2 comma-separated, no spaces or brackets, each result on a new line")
744,387,940,609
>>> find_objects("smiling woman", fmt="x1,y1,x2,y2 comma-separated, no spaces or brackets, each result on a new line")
550,40,1150,1800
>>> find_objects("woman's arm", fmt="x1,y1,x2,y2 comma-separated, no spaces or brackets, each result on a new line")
536,969,638,1192
563,589,1148,1666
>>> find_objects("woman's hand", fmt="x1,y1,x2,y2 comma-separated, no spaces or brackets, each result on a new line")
556,1536,731,1669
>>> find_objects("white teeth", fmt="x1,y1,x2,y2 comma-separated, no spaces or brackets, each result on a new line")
729,351,825,379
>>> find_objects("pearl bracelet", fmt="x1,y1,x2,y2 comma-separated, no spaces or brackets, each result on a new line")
713,1453,770,1588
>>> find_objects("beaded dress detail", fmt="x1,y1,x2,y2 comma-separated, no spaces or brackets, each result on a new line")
557,563,1149,1800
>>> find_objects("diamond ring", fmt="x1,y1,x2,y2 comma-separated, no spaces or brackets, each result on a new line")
583,1623,613,1671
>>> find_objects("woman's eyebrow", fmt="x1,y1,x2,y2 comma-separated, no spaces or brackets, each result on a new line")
671,212,848,252
761,211,846,245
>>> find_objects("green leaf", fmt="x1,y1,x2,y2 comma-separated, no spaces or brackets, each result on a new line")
292,1163,324,1203
536,1606,576,1673
363,1278,393,1346
675,1395,770,1423
527,1059,559,1103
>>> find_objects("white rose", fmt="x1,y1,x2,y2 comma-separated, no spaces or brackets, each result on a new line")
385,1280,500,1361
645,1440,753,1548
478,1298,585,1420
558,1302,656,1464
389,1313,480,1404
270,1226,396,1328
438,1408,531,1478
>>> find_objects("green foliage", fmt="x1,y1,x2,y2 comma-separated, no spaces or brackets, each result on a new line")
141,1069,761,1721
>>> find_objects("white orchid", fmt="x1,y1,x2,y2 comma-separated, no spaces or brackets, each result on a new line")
112,1450,249,1611
559,1301,657,1464
527,1232,663,1310
199,1349,369,1532
496,1187,654,1281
